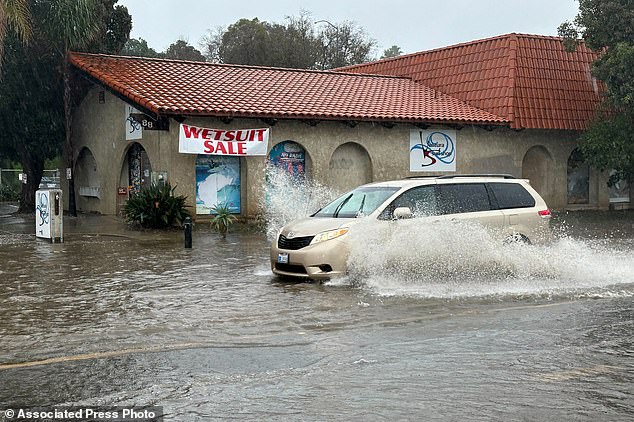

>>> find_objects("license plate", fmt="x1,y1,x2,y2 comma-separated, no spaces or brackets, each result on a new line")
277,253,289,264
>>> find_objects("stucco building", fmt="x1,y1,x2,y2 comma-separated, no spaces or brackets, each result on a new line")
67,33,627,220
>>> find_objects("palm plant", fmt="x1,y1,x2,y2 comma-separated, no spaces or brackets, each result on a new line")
46,0,103,217
210,203,237,238
0,0,31,74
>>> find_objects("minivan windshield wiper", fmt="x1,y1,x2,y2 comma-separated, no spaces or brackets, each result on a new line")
333,193,354,218
357,194,366,216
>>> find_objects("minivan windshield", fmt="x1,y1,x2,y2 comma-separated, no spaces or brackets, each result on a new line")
313,186,400,218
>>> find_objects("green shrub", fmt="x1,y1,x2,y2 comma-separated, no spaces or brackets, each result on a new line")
124,183,191,228
0,184,20,202
210,203,237,238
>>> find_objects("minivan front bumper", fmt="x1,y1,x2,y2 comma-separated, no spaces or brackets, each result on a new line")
270,235,349,280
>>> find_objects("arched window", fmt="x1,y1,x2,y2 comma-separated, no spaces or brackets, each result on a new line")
268,141,307,177
125,143,152,195
328,142,372,193
567,148,589,204
522,145,553,203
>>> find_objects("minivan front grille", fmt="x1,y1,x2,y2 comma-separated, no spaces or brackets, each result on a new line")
278,234,314,250
275,263,307,274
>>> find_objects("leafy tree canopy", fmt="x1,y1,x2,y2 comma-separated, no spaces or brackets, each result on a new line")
121,37,161,58
0,0,131,212
0,0,32,72
201,12,376,69
381,45,403,59
559,0,634,185
163,39,205,61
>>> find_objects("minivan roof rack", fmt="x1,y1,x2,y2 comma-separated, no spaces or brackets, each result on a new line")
437,174,516,179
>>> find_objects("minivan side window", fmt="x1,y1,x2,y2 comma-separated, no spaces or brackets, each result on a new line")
488,182,535,209
379,185,437,219
437,183,491,214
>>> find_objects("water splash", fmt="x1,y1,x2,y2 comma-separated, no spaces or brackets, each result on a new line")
344,218,634,299
260,166,340,240
262,169,634,299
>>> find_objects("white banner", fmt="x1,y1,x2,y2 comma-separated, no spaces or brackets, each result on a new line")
409,130,456,172
179,124,270,156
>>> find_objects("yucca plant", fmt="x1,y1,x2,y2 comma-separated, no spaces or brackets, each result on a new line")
124,183,191,228
210,203,237,238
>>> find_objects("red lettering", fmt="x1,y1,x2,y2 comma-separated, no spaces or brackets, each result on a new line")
201,129,212,139
237,142,246,155
253,129,266,142
236,130,249,142
215,141,227,154
213,130,224,141
224,130,235,141
203,140,214,154
227,142,236,154
182,124,202,139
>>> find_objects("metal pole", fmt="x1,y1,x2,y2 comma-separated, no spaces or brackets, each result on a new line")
184,217,192,248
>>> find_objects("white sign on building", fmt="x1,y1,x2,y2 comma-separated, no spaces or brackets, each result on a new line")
125,104,143,140
409,129,457,172
178,124,270,156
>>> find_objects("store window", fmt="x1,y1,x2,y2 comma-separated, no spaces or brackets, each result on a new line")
268,141,306,177
195,155,240,214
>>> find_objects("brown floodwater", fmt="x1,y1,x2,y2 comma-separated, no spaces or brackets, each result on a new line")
0,207,633,420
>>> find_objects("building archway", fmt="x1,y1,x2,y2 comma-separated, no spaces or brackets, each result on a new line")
267,140,311,177
522,145,553,203
119,142,152,195
567,148,589,204
328,142,372,193
74,147,100,211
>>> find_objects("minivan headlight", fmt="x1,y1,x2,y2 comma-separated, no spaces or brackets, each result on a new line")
310,228,349,245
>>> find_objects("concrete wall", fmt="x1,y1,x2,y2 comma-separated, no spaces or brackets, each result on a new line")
70,86,611,219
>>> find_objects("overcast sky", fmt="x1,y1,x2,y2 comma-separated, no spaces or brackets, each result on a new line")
117,0,580,56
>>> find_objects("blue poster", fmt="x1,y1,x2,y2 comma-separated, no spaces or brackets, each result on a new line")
196,155,240,214
268,141,306,176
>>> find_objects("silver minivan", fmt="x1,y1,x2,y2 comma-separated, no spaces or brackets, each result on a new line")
270,175,552,280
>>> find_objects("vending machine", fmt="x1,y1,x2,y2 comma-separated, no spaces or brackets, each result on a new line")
35,189,63,242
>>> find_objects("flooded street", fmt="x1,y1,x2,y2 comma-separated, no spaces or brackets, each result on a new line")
1,207,634,420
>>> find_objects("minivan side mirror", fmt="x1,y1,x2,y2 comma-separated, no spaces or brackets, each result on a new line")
393,207,413,219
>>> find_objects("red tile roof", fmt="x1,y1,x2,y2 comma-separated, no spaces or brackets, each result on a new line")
68,52,506,126
340,33,603,130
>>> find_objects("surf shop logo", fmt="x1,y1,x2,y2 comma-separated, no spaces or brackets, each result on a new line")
409,130,456,171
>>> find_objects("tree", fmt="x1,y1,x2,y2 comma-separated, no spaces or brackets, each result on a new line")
163,39,205,61
45,0,131,216
200,26,223,63
200,13,376,69
314,20,376,69
266,13,319,69
96,0,132,54
218,18,269,66
559,0,634,186
121,37,161,58
0,32,63,211
0,0,131,213
381,45,402,59
0,0,31,73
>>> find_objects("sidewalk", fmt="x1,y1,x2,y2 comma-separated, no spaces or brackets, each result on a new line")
0,202,181,241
